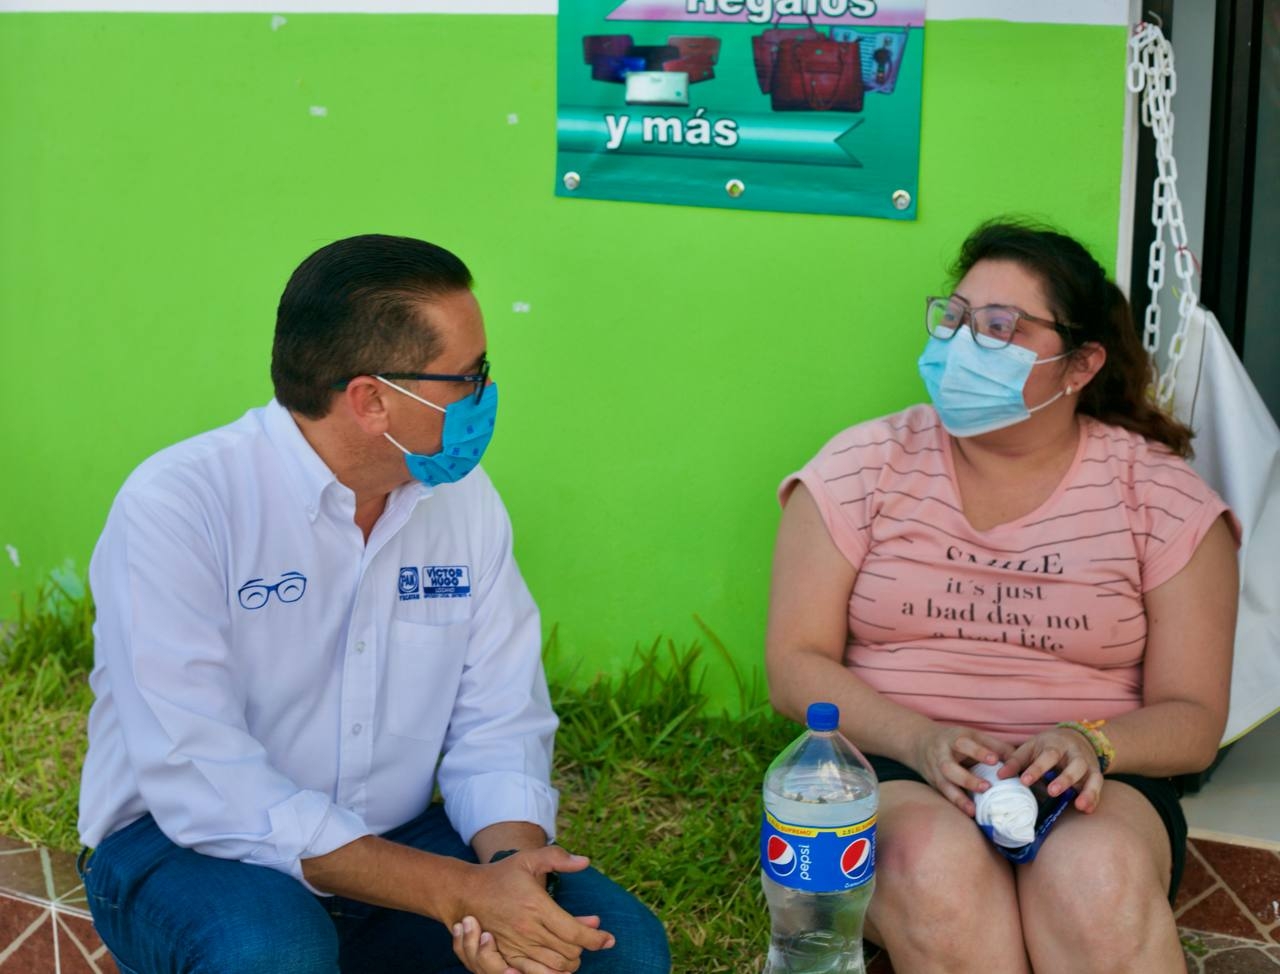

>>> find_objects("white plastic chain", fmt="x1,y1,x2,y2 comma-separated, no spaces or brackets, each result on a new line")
1127,19,1197,408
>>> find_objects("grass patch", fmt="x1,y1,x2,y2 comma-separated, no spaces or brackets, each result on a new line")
0,564,96,850
550,636,795,971
0,671,93,850
2,575,795,970
1179,934,1209,958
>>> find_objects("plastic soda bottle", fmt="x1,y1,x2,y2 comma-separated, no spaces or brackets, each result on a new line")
760,702,878,974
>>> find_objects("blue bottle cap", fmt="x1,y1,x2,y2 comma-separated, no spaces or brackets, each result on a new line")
806,702,839,731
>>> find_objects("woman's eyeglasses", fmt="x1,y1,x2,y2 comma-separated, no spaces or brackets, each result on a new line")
925,296,1072,350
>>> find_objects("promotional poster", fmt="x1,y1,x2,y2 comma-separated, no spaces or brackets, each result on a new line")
556,0,925,218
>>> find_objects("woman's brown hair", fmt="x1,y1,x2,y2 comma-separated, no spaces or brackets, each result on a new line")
952,219,1194,457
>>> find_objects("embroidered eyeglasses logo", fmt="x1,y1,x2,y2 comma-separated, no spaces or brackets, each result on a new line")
237,571,307,610
398,565,471,601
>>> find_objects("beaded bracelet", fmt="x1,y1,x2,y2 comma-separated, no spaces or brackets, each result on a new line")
1056,719,1115,774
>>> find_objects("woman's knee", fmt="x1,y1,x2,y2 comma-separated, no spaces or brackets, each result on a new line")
870,791,1021,962
1020,819,1172,962
875,796,1010,910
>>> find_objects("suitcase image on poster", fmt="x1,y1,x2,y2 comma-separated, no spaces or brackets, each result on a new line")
624,70,690,106
583,34,634,63
662,55,716,83
752,18,826,93
770,37,863,112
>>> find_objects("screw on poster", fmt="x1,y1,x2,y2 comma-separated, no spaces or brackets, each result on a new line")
556,0,924,219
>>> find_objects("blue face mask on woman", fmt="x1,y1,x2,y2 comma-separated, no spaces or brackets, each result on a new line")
376,376,498,487
917,331,1068,438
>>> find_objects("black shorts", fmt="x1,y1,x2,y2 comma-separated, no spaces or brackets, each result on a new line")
865,754,1188,902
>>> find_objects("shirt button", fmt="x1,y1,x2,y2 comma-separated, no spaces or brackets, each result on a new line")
352,723,363,735
355,641,366,654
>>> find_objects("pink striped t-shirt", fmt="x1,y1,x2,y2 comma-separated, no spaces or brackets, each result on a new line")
781,404,1234,744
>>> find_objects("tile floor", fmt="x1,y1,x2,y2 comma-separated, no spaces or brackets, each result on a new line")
0,837,116,973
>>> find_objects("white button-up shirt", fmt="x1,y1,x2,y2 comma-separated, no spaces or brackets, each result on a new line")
78,400,558,884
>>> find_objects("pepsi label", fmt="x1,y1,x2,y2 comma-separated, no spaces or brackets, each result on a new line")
760,810,876,893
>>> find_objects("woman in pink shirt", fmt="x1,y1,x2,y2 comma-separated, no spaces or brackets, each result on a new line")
767,220,1238,973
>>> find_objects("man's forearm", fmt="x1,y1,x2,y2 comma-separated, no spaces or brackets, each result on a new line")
302,828,610,969
301,835,471,921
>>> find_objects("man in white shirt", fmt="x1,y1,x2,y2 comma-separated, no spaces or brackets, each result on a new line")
77,234,671,974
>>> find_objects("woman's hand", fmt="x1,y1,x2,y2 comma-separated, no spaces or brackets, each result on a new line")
1001,727,1103,813
911,725,1015,816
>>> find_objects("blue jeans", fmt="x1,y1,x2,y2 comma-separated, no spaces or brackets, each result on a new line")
79,807,671,974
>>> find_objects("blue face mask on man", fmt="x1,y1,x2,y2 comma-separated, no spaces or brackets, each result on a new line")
376,376,498,487
917,330,1069,438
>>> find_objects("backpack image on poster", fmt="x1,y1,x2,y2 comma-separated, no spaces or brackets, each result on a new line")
831,27,909,94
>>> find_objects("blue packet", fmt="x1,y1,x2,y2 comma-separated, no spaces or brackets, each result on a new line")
979,770,1077,864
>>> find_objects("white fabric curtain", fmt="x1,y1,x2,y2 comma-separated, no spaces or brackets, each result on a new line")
1167,306,1280,744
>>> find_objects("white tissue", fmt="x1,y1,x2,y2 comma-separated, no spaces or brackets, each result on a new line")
970,762,1038,848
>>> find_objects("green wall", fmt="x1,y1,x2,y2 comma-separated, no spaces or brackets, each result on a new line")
0,13,1128,702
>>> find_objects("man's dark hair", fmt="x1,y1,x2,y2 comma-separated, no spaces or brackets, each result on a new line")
271,234,474,418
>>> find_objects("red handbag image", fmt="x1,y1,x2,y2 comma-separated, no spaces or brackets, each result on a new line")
752,16,826,94
770,36,864,112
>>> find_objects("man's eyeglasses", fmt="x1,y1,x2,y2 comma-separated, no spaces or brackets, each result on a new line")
925,296,1073,350
334,356,491,404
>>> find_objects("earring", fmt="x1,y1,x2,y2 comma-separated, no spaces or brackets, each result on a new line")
1066,385,1075,395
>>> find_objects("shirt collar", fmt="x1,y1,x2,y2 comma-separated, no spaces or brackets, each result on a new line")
263,399,344,522
263,400,434,523
386,479,434,519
